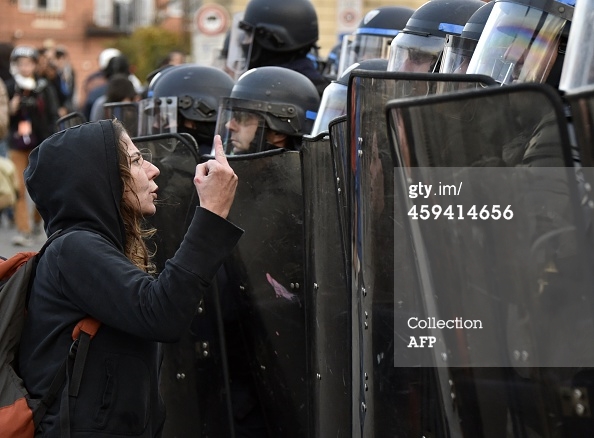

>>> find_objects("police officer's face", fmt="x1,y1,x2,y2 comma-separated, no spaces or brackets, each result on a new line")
402,49,436,73
225,111,260,153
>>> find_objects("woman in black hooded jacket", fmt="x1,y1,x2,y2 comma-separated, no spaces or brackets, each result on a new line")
18,119,242,436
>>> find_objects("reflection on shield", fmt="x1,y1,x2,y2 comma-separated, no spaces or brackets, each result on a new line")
344,70,496,436
104,102,139,137
302,132,351,436
387,83,594,435
223,148,307,436
329,115,349,260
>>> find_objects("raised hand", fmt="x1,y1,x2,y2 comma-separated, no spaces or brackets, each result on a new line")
194,135,237,218
194,135,238,219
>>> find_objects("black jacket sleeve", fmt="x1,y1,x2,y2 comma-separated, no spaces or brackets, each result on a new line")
56,207,243,342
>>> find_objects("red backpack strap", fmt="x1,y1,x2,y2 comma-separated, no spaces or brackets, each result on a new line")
71,317,101,340
0,251,38,278
68,317,101,397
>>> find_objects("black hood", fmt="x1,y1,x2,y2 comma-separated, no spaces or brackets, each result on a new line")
25,120,126,252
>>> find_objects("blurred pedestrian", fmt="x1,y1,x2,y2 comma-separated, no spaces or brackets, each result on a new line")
7,45,59,246
90,73,138,121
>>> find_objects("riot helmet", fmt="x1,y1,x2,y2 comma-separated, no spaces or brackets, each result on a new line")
144,64,175,95
311,58,388,136
337,6,414,77
466,0,573,86
439,1,496,74
226,0,319,77
559,0,592,93
387,0,484,73
138,64,234,154
216,66,320,154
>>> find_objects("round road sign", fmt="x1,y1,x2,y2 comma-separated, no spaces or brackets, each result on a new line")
195,4,229,36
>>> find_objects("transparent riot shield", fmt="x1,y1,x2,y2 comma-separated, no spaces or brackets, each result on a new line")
221,148,307,437
565,86,594,244
104,102,138,137
55,111,86,131
137,96,178,136
346,70,496,437
387,83,594,436
132,133,235,438
301,132,351,437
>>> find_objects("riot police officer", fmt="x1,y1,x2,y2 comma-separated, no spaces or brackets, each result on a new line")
466,0,572,87
337,6,414,77
226,0,330,95
216,66,320,154
387,0,484,73
138,64,234,155
311,58,388,136
439,1,496,74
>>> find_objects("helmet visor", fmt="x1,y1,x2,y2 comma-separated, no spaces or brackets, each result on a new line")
341,32,394,75
439,34,478,74
560,0,594,92
216,98,268,155
387,33,444,73
310,82,348,136
226,12,253,81
466,1,567,85
137,96,178,136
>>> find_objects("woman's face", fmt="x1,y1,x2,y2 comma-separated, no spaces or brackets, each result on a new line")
122,133,160,216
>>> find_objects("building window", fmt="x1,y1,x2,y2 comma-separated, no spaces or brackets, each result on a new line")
93,0,154,31
167,0,183,18
167,0,201,18
19,0,64,13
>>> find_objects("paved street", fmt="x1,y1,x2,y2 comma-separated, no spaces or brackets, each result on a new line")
0,215,45,259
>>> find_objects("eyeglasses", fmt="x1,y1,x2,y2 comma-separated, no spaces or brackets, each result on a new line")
129,148,152,167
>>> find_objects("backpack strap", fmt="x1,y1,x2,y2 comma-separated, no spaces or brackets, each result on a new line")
0,251,37,278
59,316,101,437
33,317,101,431
33,316,101,436
69,317,101,397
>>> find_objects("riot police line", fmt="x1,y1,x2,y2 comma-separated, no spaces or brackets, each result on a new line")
50,76,594,437
48,0,594,436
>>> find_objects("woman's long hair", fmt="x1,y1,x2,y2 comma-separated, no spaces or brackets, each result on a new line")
113,119,156,273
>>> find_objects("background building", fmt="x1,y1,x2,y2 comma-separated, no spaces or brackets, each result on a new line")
0,0,427,105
